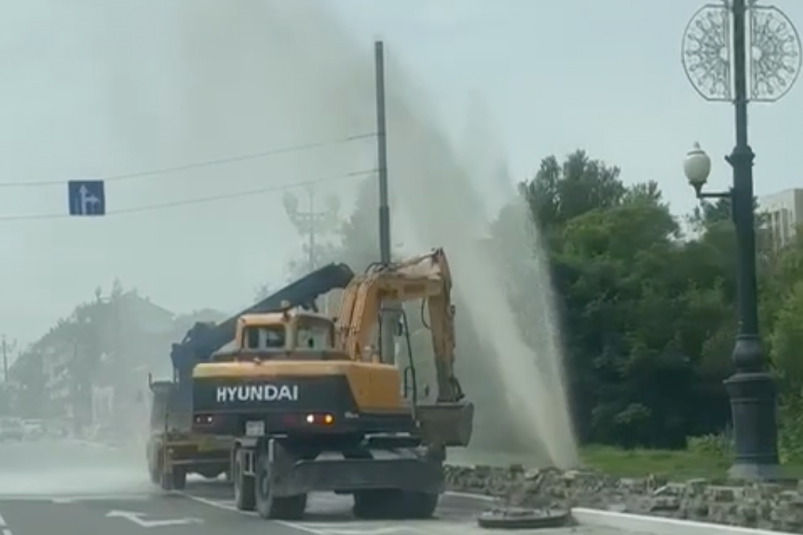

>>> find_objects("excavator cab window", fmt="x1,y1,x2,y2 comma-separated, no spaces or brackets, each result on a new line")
244,325,287,350
294,319,333,351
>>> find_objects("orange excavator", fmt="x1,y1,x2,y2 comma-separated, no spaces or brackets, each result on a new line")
190,248,474,520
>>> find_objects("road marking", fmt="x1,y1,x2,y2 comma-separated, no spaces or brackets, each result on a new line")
180,494,330,534
106,510,204,528
289,526,424,535
51,494,151,504
0,508,11,535
0,493,150,503
181,490,495,535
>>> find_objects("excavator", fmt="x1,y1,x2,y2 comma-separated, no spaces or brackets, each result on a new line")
190,247,474,520
146,263,355,490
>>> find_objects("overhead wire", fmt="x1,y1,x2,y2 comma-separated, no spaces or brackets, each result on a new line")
0,132,377,188
0,169,376,222
0,131,378,221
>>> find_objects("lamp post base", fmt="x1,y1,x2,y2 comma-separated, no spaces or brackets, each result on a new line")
728,460,785,480
724,371,784,480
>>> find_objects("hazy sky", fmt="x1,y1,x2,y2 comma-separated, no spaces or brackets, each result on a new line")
2,0,803,344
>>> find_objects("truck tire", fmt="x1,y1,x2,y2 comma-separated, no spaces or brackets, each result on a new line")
159,467,186,491
233,448,255,511
149,451,161,485
255,454,307,520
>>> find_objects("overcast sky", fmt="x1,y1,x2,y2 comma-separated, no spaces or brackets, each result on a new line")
1,0,802,345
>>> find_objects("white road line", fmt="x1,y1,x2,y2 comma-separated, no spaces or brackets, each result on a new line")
0,512,6,526
2,527,12,535
181,490,495,535
180,493,381,535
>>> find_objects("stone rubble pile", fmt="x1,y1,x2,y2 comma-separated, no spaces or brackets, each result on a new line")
444,464,803,533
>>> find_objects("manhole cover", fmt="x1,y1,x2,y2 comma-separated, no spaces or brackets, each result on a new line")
477,507,570,530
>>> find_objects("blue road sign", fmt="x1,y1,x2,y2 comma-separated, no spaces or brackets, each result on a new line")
68,180,105,216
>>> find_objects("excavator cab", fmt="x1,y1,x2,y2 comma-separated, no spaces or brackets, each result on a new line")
211,307,344,362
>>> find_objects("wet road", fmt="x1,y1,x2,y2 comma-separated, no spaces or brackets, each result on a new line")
0,439,621,535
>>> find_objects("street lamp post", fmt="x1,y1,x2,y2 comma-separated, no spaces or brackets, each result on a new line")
682,0,801,479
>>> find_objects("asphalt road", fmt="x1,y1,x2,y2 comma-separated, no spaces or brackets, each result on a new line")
0,438,622,535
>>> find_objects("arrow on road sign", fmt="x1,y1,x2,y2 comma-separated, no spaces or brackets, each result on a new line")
105,510,203,528
67,180,106,216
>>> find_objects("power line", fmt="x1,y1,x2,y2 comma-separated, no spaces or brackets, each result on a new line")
0,132,376,188
0,169,376,222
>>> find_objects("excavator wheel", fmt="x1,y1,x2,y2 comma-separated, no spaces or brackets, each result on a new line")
233,447,255,511
255,454,307,520
353,489,439,520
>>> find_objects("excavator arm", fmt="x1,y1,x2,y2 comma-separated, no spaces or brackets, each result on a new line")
336,248,464,403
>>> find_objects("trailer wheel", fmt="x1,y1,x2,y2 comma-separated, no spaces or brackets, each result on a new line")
148,449,161,485
171,468,187,490
233,447,255,511
255,454,307,520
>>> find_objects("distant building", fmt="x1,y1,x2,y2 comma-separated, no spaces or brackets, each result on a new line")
9,290,176,429
757,188,803,249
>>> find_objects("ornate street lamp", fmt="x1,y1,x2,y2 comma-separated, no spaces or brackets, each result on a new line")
682,0,801,479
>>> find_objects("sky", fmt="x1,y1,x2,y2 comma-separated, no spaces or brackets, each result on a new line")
1,0,803,345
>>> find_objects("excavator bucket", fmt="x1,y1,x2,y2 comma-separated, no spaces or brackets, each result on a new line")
416,401,474,447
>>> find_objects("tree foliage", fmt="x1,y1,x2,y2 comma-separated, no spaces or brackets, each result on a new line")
17,148,803,455
319,149,803,451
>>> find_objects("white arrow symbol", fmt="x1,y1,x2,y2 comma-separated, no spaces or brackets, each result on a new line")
78,184,100,215
105,510,204,528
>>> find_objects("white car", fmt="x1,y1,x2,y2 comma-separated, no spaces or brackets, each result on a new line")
0,417,25,441
22,419,44,439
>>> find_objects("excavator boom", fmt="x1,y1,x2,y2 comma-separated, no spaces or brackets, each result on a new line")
335,248,472,447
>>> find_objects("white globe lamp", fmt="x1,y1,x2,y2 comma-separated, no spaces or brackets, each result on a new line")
684,142,711,196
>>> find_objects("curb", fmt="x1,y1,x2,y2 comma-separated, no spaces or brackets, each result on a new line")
571,508,791,535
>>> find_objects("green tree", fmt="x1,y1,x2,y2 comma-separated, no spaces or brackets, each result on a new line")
494,150,739,448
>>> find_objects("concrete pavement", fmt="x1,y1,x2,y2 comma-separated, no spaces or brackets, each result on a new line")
0,438,625,535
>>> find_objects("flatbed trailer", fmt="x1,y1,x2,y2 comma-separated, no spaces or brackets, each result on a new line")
147,429,232,490
147,378,234,490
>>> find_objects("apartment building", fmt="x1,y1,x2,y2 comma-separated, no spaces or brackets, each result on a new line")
757,188,803,249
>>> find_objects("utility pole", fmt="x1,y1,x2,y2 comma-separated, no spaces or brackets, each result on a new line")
283,188,341,272
283,188,341,314
374,40,397,365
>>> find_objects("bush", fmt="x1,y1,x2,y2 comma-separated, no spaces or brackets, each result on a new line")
686,432,734,459
779,393,803,463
